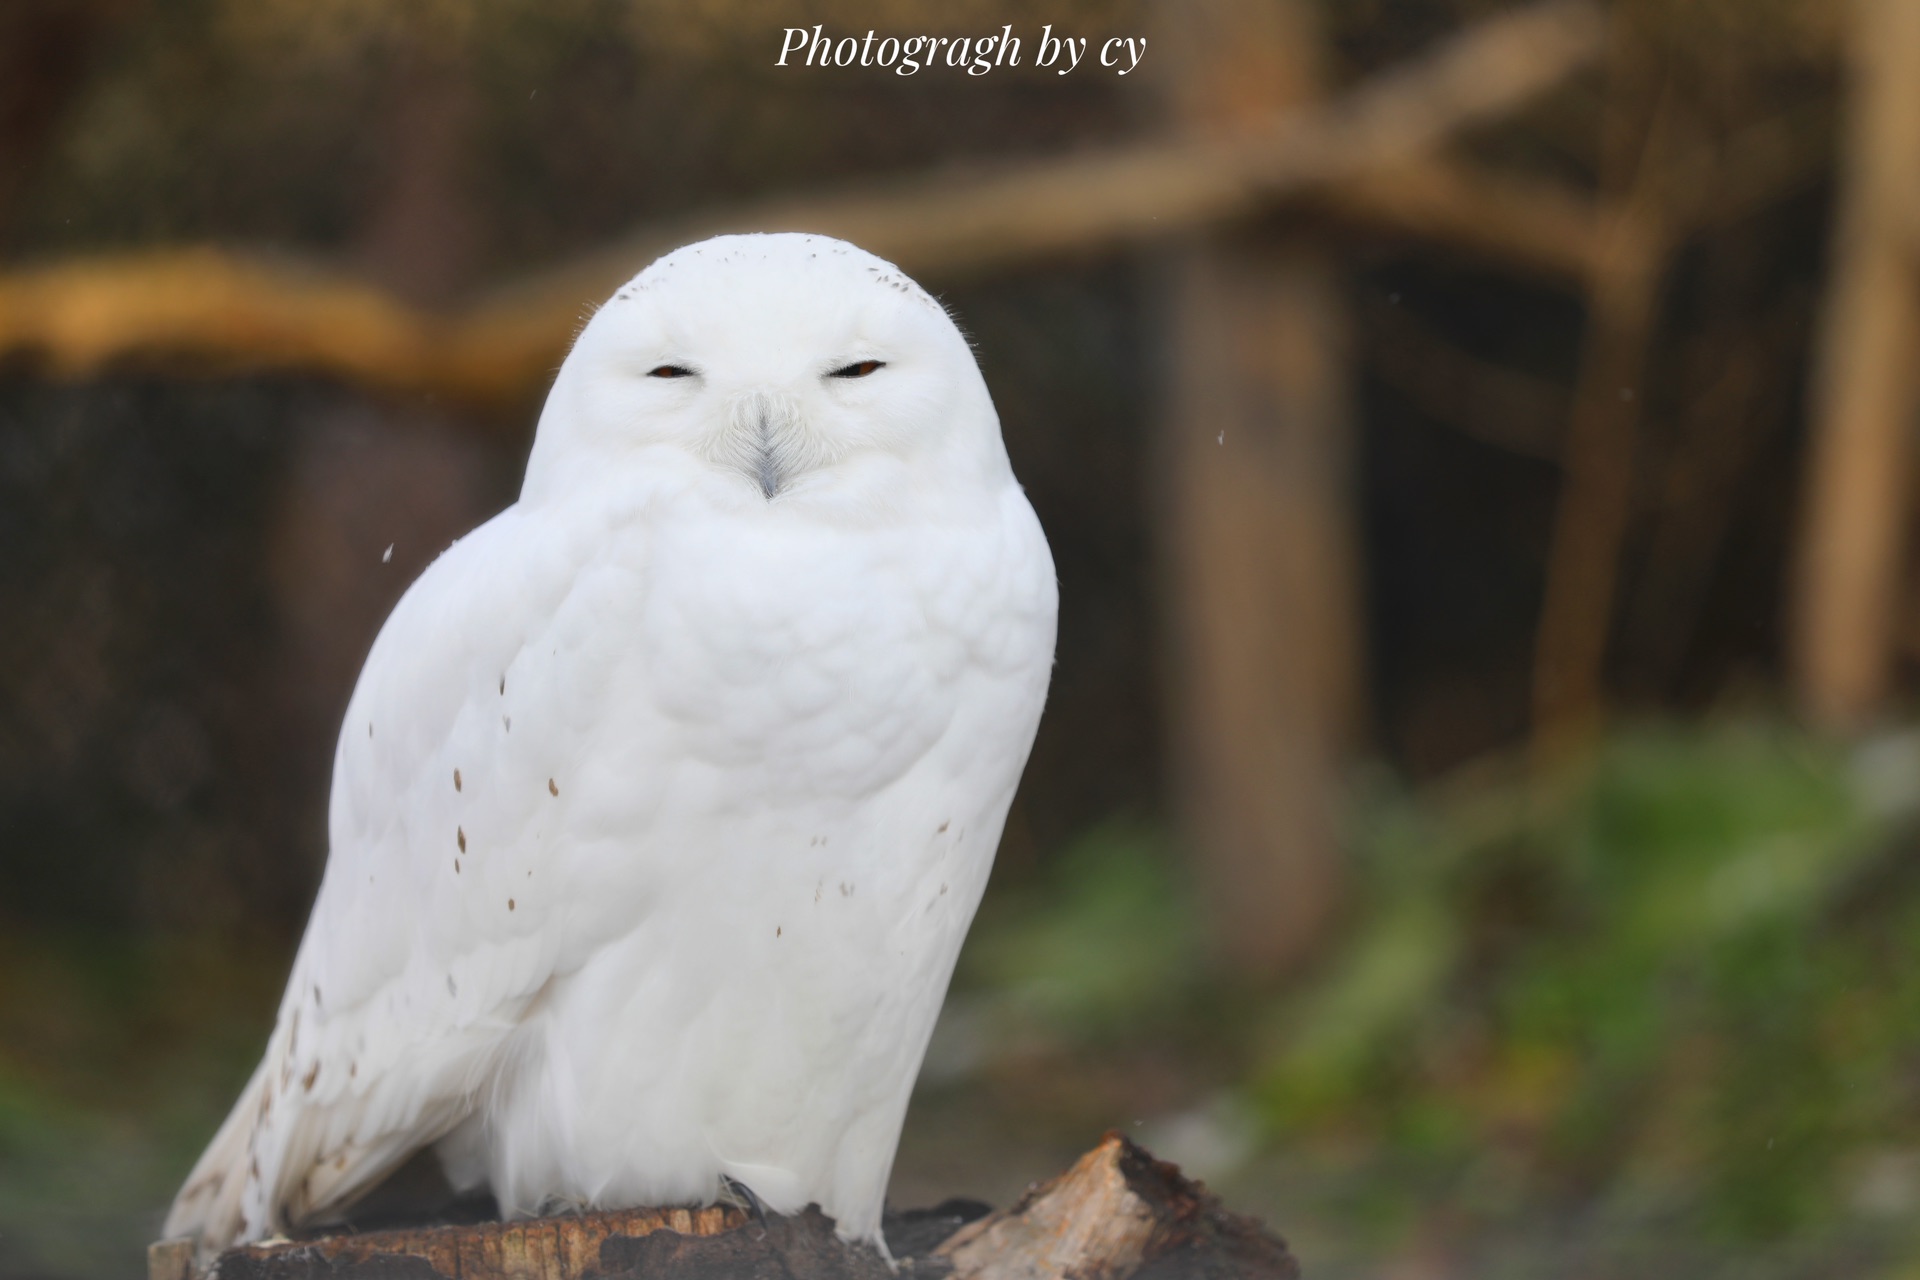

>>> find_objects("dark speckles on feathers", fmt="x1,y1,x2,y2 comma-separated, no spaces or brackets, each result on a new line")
499,675,506,695
503,714,512,731
937,820,949,833
447,974,457,996
548,778,558,796
776,926,782,937
454,768,462,792
302,1062,319,1092
457,827,466,852
508,898,516,911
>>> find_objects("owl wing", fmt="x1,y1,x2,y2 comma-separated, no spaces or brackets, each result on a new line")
167,499,629,1248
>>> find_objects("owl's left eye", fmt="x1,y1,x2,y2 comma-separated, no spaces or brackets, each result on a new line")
828,360,885,379
647,365,695,378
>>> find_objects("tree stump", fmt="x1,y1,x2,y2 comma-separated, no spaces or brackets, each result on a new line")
149,1134,1299,1280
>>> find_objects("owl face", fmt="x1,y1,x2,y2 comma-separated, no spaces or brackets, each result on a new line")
523,234,1006,505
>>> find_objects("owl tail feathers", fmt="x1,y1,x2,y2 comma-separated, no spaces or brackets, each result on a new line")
163,1055,273,1260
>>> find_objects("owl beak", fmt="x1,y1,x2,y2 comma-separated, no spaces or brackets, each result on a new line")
750,401,784,499
754,444,782,499
728,391,795,500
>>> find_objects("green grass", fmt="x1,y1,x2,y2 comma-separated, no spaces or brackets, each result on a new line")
943,721,1920,1274
1255,723,1920,1244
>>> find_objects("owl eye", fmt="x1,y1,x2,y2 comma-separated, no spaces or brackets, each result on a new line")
647,365,695,378
828,360,885,379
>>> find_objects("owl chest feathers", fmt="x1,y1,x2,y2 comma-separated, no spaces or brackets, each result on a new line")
530,471,1047,796
436,477,1053,1229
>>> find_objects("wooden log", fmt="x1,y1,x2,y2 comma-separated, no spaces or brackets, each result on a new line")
0,0,1603,411
150,1135,1296,1280
935,1133,1297,1280
193,1205,750,1280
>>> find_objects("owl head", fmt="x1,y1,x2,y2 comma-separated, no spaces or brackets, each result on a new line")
521,233,1011,508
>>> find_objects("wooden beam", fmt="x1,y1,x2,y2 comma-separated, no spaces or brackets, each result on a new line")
0,0,1603,410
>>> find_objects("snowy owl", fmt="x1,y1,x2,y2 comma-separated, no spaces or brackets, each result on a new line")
165,233,1057,1254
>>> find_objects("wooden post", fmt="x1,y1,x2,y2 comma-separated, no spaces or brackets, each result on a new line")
1792,0,1920,733
1158,0,1359,977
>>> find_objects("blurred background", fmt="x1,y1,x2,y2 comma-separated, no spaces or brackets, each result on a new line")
5,0,1920,1276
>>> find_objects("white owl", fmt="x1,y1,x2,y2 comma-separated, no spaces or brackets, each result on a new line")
165,233,1058,1254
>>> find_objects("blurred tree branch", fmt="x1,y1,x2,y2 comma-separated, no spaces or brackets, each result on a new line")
1360,294,1568,461
1312,156,1602,283
1792,0,1920,733
1531,65,1678,758
0,0,1603,413
1529,10,1838,755
1346,104,1827,468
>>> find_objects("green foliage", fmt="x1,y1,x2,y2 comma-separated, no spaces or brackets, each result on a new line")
1256,722,1920,1240
955,818,1206,1041
0,931,277,1280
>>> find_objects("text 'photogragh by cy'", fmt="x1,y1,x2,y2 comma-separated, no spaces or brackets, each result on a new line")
775,24,1147,77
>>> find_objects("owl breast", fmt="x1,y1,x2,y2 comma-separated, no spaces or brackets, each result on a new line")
461,476,1056,1239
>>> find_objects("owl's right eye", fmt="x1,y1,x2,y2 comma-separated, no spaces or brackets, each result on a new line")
647,365,695,378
